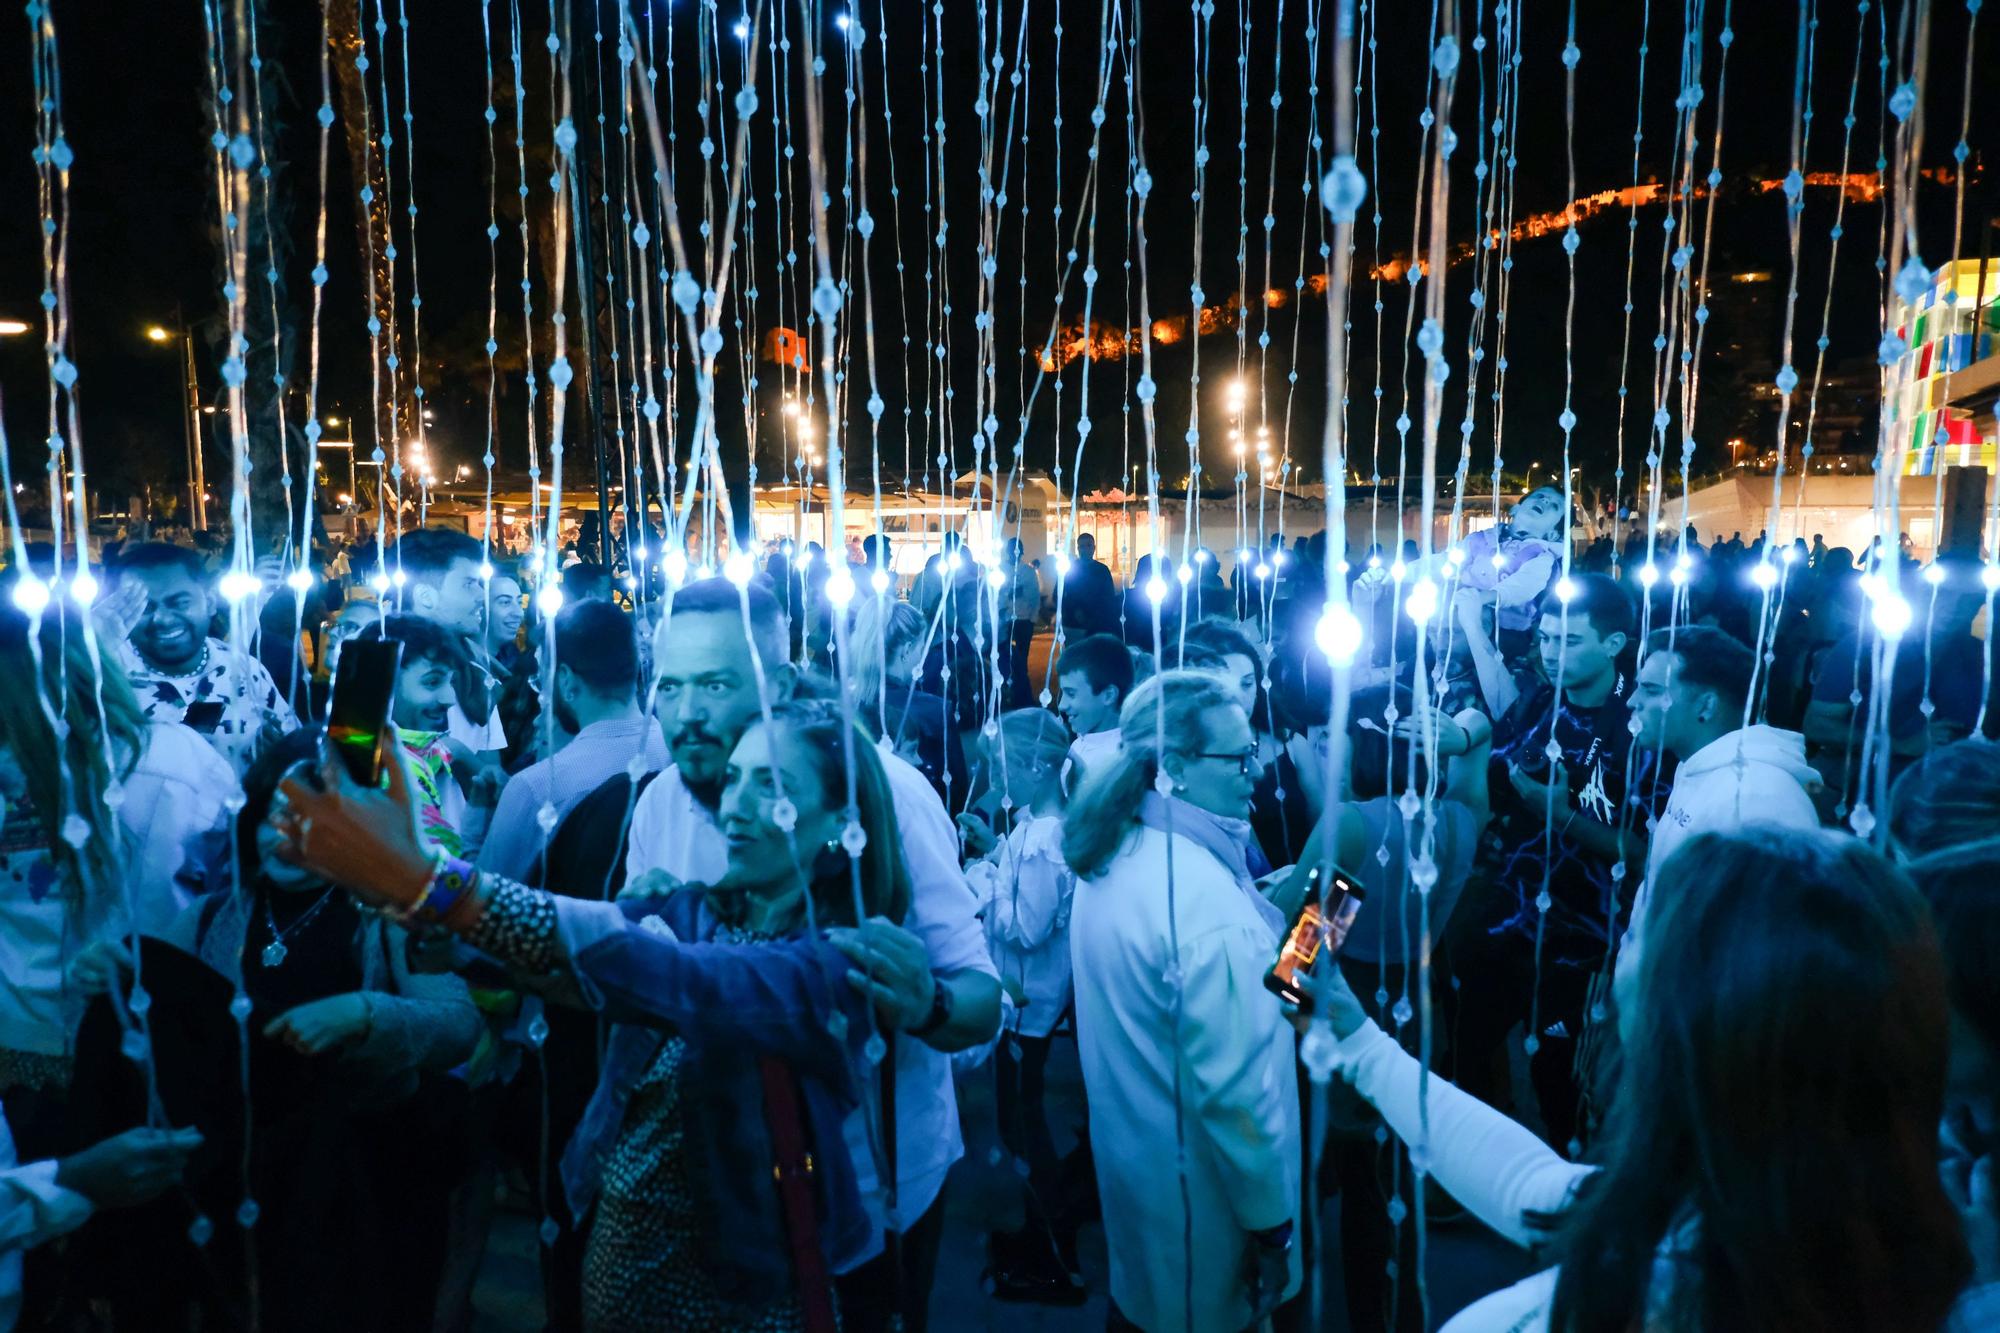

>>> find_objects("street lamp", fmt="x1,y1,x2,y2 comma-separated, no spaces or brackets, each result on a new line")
141,319,206,531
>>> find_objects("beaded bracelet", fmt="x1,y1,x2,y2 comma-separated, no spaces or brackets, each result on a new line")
402,854,479,928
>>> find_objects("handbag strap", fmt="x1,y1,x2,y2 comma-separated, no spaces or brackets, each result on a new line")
757,1055,838,1333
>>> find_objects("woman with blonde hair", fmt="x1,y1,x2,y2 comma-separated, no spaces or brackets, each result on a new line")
1064,670,1300,1331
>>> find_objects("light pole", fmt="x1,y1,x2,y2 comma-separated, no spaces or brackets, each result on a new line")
145,321,206,531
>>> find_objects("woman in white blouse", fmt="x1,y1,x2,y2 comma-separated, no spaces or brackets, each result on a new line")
1317,825,1969,1332
1063,671,1300,1332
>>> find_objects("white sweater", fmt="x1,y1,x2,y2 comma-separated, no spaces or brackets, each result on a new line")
1334,1020,1591,1332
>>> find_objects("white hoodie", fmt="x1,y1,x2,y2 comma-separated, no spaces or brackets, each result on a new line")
1621,724,1820,977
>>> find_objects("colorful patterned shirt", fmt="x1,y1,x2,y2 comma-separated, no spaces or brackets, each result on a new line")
125,637,297,771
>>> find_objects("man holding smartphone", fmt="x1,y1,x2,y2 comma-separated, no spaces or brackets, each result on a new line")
623,577,1001,1332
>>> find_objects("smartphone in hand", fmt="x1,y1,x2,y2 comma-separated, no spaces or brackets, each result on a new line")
326,639,402,786
1264,866,1366,1014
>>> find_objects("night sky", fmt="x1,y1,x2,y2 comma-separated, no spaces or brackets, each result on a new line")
0,0,1994,527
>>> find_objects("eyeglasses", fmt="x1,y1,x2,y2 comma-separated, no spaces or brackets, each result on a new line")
1189,749,1259,776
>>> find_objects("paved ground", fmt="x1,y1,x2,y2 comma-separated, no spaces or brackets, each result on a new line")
469,1034,1535,1332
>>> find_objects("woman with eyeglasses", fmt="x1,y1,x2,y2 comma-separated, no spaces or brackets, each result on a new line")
1063,670,1299,1333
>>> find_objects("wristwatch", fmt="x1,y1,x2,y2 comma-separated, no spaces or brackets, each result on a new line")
909,977,954,1038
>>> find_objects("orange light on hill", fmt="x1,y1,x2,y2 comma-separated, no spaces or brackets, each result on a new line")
1020,166,1971,371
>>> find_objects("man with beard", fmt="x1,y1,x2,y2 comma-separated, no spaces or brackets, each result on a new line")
623,576,1001,1332
477,598,668,881
104,542,297,769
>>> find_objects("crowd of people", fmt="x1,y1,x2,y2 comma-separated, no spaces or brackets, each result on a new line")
2,493,1999,1333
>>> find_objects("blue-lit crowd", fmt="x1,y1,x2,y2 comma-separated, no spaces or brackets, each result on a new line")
3,490,2000,1333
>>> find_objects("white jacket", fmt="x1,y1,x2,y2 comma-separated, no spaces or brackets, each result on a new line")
967,812,1074,1039
1623,726,1820,977
1069,824,1301,1332
0,723,234,1059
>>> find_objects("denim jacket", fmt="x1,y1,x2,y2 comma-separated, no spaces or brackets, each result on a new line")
527,890,880,1299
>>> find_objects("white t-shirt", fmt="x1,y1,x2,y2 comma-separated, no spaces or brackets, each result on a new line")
1065,727,1121,787
624,746,997,1231
447,703,507,754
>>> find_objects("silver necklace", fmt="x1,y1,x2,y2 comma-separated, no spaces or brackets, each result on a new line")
262,888,337,968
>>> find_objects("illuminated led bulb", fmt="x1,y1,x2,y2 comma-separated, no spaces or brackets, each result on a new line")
1984,564,2000,592
723,552,755,586
1145,576,1168,604
1272,553,1286,568
824,570,856,608
870,569,891,594
662,550,689,585
1490,552,1507,571
219,570,262,603
1750,563,1778,591
68,569,99,605
1553,576,1578,604
1254,563,1271,581
1366,554,1382,571
1922,564,1946,587
1405,578,1440,625
622,575,638,591
1779,546,1798,565
1315,605,1363,664
1193,549,1211,564
478,561,495,580
1447,547,1466,567
1055,554,1072,575
10,575,50,615
1638,563,1659,587
285,568,314,593
946,552,963,573
391,569,408,589
369,570,392,593
633,545,648,563
1176,564,1192,586
986,567,1007,591
1871,592,1913,639
536,585,565,616
1389,560,1407,583
1668,565,1689,588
